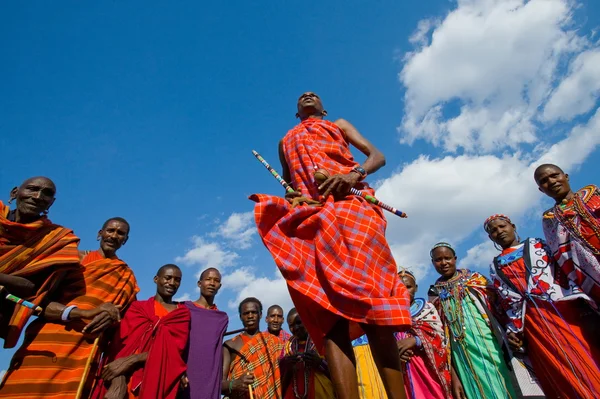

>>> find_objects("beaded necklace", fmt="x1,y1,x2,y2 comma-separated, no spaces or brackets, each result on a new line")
291,337,312,399
436,272,468,341
554,191,600,255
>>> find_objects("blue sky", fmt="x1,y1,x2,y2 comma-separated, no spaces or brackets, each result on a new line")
1,0,599,371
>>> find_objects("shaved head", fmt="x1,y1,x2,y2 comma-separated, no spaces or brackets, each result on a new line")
534,164,564,183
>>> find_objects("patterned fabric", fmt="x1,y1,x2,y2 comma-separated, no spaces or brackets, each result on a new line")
228,332,284,399
251,118,410,352
542,184,600,303
491,238,589,332
397,300,452,399
267,329,292,344
491,237,600,398
0,200,80,348
279,336,333,398
352,336,387,399
434,270,519,399
0,250,139,398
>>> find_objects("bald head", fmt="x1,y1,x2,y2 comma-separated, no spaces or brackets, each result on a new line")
534,164,564,183
9,176,57,222
534,163,572,202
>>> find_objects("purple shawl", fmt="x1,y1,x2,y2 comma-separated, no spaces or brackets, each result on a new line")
182,302,229,399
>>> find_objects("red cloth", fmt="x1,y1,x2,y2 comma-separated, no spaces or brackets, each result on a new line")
495,245,600,398
92,297,190,399
251,118,410,352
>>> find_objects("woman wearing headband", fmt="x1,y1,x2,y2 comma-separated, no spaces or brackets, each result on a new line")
485,214,600,398
430,242,517,399
396,270,453,399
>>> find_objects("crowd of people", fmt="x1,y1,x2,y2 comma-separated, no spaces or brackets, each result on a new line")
1,92,599,399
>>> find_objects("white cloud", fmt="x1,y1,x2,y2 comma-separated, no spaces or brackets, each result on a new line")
379,0,600,283
174,292,192,302
459,240,500,271
543,49,600,121
399,0,588,153
378,105,600,281
212,211,256,249
175,236,239,276
222,267,293,314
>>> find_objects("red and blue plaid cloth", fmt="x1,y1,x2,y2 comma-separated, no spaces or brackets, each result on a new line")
251,119,410,352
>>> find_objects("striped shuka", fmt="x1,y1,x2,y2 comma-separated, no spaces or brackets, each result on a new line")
227,332,284,399
0,250,139,398
250,118,411,353
0,200,80,349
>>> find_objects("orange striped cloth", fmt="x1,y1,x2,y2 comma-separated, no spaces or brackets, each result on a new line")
227,332,284,399
0,250,139,398
0,200,80,349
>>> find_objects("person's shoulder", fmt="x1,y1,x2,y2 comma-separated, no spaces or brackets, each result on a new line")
577,184,600,201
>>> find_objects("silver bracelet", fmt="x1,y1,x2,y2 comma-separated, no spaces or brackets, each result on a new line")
61,305,77,321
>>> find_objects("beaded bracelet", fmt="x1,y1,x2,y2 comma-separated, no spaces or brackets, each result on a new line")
228,380,233,394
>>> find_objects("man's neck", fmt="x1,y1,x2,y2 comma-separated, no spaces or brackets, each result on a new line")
97,247,116,259
194,295,214,308
269,329,280,336
244,327,260,337
300,115,324,121
556,190,576,204
154,293,173,305
11,209,41,224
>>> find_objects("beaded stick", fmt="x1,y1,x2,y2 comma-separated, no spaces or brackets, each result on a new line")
252,150,407,218
252,150,295,194
0,287,43,313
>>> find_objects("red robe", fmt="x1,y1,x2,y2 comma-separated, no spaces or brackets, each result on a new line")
92,298,190,399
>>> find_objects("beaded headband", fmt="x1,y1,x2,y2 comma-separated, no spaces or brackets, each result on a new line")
398,268,416,281
430,242,455,258
483,214,512,233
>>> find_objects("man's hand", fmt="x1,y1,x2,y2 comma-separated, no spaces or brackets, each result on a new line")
101,356,137,381
396,337,417,361
284,190,321,208
451,367,467,399
80,303,122,334
318,173,360,199
301,352,323,368
180,373,189,390
231,374,255,393
507,331,524,352
104,376,127,399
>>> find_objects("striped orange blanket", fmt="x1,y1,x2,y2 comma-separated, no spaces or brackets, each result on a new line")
0,200,80,349
0,250,139,398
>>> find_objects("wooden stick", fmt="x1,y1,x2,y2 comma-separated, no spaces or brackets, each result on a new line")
75,335,100,399
248,375,255,399
224,327,246,337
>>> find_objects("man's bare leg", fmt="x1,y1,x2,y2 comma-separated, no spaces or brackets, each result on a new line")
363,324,407,399
324,319,359,399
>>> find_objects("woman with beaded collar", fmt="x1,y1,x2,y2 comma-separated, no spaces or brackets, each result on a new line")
485,213,600,399
429,242,517,399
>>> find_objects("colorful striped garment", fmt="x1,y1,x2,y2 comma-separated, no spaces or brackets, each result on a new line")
491,237,600,398
0,250,139,398
542,185,600,303
433,270,518,399
0,200,80,349
251,118,411,352
397,299,452,399
227,332,284,399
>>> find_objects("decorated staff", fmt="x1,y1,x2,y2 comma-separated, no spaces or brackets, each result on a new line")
252,150,407,217
0,285,43,314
